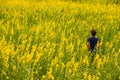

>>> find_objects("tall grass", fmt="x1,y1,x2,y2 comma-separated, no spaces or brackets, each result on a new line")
62,0,120,4
0,0,120,80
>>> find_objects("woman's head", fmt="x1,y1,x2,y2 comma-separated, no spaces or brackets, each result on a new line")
90,29,96,36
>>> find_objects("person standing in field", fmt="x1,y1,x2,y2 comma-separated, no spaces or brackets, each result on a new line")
87,29,100,53
87,29,100,63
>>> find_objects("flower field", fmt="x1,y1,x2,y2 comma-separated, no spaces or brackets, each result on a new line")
0,0,120,80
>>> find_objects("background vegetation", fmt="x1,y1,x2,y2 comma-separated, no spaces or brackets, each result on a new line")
0,0,120,80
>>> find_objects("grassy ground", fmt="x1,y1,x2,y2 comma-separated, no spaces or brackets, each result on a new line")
0,0,120,80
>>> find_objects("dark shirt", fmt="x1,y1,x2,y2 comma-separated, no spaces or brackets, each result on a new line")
87,37,99,51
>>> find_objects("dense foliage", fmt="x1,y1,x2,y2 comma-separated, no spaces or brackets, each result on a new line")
0,0,120,80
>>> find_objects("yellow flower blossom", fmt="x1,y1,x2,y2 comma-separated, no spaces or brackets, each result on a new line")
47,68,54,80
34,52,43,65
97,59,102,69
73,62,79,72
83,72,87,79
13,65,17,72
88,75,92,80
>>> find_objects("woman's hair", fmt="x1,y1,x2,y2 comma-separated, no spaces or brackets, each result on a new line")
91,29,96,36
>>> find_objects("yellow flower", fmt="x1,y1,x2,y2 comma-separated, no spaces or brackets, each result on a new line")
55,64,59,71
58,52,64,58
30,71,34,80
103,56,107,63
47,68,54,80
61,63,65,71
118,49,120,53
92,75,96,80
88,75,92,80
13,65,17,72
41,75,46,80
83,72,87,79
11,27,14,35
73,62,79,72
119,75,120,80
6,76,10,79
2,70,6,75
31,45,37,54
51,57,58,66
97,59,102,69
83,56,89,66
34,52,43,65
96,76,100,80
5,63,9,69
68,69,72,75
109,43,113,49
95,54,99,60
